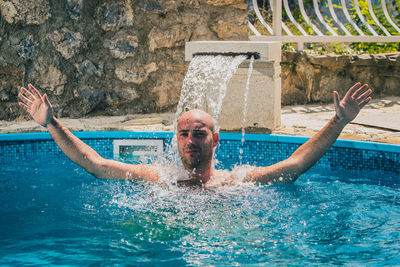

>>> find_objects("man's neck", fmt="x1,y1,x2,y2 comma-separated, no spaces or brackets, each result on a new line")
183,165,214,186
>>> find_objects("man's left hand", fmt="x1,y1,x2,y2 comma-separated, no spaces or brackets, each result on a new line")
333,82,372,125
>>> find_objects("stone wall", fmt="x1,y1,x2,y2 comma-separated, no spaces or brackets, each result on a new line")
281,51,400,105
0,0,249,120
1,0,399,121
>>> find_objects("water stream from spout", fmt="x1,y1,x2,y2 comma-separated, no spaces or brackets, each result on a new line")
239,56,255,165
159,54,253,185
175,54,247,132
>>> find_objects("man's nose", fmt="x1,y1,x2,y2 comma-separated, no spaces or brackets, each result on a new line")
187,132,194,143
186,132,197,145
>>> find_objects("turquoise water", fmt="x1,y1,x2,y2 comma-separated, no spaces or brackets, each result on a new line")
1,159,399,266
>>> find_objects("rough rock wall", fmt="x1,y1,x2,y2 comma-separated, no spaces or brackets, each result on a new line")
281,51,400,105
1,0,399,121
0,0,249,120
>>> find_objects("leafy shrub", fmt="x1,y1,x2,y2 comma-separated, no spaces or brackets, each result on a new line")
251,0,400,54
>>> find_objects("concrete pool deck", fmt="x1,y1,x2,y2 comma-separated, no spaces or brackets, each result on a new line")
1,97,400,145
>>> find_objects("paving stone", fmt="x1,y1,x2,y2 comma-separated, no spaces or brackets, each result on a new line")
291,107,308,113
1,99,399,145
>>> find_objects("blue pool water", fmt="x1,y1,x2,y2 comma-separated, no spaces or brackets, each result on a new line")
0,132,399,265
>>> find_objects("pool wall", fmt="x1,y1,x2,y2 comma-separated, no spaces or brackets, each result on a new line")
0,132,399,173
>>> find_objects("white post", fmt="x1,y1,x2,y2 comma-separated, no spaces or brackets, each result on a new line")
296,42,304,51
272,0,282,36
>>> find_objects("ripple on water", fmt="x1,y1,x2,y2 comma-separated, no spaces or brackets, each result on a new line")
1,160,399,265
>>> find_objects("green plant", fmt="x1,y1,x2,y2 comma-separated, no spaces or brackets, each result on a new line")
346,0,400,53
252,0,400,54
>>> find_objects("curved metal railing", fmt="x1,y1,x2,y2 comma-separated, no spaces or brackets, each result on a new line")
249,0,400,50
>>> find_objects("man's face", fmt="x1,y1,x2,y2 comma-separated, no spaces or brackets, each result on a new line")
177,112,218,171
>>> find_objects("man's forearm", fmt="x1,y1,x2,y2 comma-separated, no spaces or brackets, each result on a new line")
290,115,347,174
46,117,160,181
248,83,371,184
46,117,103,175
243,115,347,184
17,83,156,180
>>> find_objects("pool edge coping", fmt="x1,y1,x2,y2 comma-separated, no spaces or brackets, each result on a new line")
0,131,399,153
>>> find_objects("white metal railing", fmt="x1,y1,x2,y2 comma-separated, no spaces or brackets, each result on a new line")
249,0,400,50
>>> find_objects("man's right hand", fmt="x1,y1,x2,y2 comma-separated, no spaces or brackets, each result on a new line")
17,84,160,182
18,84,54,127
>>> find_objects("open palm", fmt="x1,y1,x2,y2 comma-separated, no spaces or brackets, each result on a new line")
18,84,54,127
334,83,372,125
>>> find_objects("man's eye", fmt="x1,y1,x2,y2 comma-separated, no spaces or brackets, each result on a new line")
194,132,206,137
180,132,188,137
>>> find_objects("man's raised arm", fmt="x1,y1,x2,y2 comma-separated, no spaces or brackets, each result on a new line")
18,84,159,182
246,82,372,184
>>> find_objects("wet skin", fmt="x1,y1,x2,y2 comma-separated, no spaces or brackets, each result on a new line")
18,83,372,187
177,110,219,184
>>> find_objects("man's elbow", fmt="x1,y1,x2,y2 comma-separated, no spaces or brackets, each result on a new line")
82,157,109,179
86,168,104,179
281,158,303,183
258,173,299,184
283,173,300,183
271,172,299,184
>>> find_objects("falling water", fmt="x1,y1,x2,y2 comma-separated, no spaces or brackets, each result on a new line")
158,54,253,185
239,56,255,164
175,54,247,132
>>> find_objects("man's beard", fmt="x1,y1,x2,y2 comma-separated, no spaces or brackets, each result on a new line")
180,144,213,171
182,153,202,170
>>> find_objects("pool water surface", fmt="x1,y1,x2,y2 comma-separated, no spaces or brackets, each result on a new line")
1,158,399,266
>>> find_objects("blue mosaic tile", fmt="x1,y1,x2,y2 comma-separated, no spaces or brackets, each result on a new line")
0,132,399,173
215,139,399,173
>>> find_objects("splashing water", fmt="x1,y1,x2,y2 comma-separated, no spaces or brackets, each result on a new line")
154,54,249,186
3,159,398,266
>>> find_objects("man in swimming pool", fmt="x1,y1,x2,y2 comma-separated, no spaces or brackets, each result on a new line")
18,83,372,187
